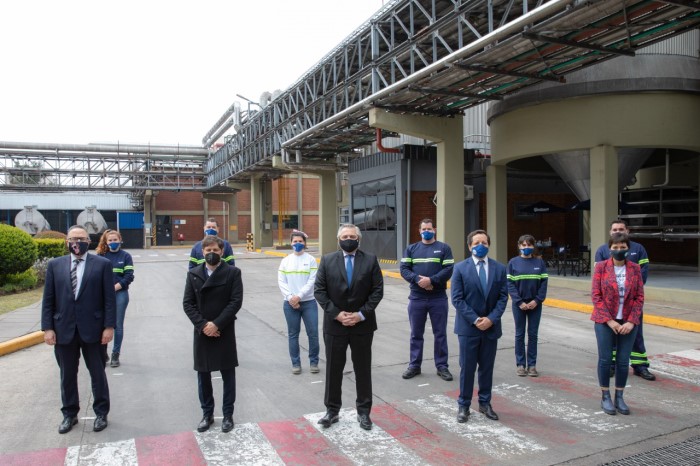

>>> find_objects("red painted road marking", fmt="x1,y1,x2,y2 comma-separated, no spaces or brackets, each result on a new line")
136,431,207,466
259,417,354,466
0,448,66,466
372,402,489,465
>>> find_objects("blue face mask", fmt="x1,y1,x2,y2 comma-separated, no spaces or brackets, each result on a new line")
204,228,218,236
472,244,489,258
292,242,305,253
420,231,435,241
521,247,533,256
108,242,121,252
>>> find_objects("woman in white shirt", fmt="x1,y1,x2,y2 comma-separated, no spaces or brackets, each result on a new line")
277,230,320,374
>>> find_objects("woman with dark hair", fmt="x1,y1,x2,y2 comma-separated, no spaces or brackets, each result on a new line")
591,232,644,415
277,230,320,374
507,234,548,377
96,229,134,367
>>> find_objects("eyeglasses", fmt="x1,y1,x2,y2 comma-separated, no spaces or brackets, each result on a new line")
67,237,90,242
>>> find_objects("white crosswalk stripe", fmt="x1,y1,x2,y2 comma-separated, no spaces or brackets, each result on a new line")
406,393,546,459
64,439,137,466
195,423,284,465
305,408,424,465
493,382,636,433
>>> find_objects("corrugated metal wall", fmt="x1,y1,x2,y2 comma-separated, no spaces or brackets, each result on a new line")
0,192,134,210
638,29,699,58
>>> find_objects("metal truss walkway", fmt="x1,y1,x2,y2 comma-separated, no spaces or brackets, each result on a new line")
2,0,698,192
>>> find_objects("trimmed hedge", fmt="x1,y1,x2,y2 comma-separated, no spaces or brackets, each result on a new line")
0,224,38,279
34,230,67,240
35,238,67,259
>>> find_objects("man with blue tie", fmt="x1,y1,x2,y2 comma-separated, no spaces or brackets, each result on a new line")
314,224,384,431
41,225,116,434
451,229,508,423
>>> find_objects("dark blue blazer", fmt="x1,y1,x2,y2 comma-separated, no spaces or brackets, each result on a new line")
451,257,508,339
314,249,384,336
41,254,117,345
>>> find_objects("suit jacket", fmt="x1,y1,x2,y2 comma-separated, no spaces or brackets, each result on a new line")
41,254,117,345
591,258,644,325
314,249,384,335
183,262,243,371
451,257,508,339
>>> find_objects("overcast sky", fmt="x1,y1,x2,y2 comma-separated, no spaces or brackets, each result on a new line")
1,1,387,146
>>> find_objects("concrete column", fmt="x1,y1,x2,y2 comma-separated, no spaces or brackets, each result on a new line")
203,193,238,243
590,145,619,267
143,190,152,249
261,179,273,247
698,160,700,270
250,176,262,249
369,108,465,260
318,171,338,255
486,164,508,263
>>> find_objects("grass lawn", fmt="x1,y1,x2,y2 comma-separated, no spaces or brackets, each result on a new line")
0,288,43,316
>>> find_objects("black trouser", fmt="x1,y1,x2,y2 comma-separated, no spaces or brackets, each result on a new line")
198,369,236,417
54,333,110,417
324,332,373,415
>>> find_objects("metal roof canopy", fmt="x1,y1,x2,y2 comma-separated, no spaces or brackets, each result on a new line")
207,0,699,186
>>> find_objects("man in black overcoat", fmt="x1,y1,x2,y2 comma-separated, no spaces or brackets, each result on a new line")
314,223,384,430
183,236,243,433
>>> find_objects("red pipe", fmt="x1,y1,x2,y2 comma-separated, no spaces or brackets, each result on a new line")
376,128,401,153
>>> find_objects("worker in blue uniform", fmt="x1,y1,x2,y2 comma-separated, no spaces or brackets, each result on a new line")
399,219,455,381
189,218,235,269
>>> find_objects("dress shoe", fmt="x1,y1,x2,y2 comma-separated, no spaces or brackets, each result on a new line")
197,414,214,432
310,365,320,374
601,390,616,415
402,366,421,379
58,416,78,434
110,352,120,368
357,413,372,430
93,415,108,432
527,366,539,377
614,390,630,415
436,367,453,381
634,368,656,381
478,403,499,421
516,365,527,377
317,411,339,428
221,416,234,432
456,406,470,423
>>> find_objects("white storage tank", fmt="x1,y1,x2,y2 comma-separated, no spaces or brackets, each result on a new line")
77,206,108,235
14,206,51,235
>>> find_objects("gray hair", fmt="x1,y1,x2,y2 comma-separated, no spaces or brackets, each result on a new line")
337,223,362,239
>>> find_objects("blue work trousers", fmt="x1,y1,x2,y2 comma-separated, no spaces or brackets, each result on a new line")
511,303,542,368
407,297,449,369
283,300,319,367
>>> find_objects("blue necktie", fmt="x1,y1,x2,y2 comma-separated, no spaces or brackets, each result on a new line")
346,255,353,285
478,260,487,295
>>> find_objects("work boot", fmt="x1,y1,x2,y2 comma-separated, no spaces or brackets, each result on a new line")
601,390,616,415
615,390,630,415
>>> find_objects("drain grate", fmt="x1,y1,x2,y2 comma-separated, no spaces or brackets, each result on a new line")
604,436,700,465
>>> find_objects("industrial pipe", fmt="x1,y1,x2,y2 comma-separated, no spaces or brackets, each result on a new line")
375,128,401,153
0,141,208,156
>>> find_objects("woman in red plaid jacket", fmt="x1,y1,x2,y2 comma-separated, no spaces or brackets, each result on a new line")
591,232,644,416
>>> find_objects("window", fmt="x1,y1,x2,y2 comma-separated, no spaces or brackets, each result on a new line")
352,177,396,231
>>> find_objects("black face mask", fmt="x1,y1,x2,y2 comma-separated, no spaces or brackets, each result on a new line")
205,252,221,266
339,239,359,253
611,250,628,261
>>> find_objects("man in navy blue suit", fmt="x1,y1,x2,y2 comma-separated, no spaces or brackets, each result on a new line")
451,229,508,423
42,225,117,434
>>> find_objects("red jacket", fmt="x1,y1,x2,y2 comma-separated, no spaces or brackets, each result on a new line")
591,259,644,325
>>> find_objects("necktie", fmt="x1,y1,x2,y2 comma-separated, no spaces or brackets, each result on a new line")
71,258,83,296
346,255,353,285
478,260,487,295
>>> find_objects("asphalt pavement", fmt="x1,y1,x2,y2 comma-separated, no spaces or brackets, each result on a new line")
0,246,698,465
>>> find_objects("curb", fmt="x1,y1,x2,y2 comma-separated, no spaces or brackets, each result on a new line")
0,331,44,357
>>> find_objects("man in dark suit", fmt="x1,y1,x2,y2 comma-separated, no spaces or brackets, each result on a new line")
183,235,243,433
451,229,508,423
314,224,384,430
41,225,117,434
